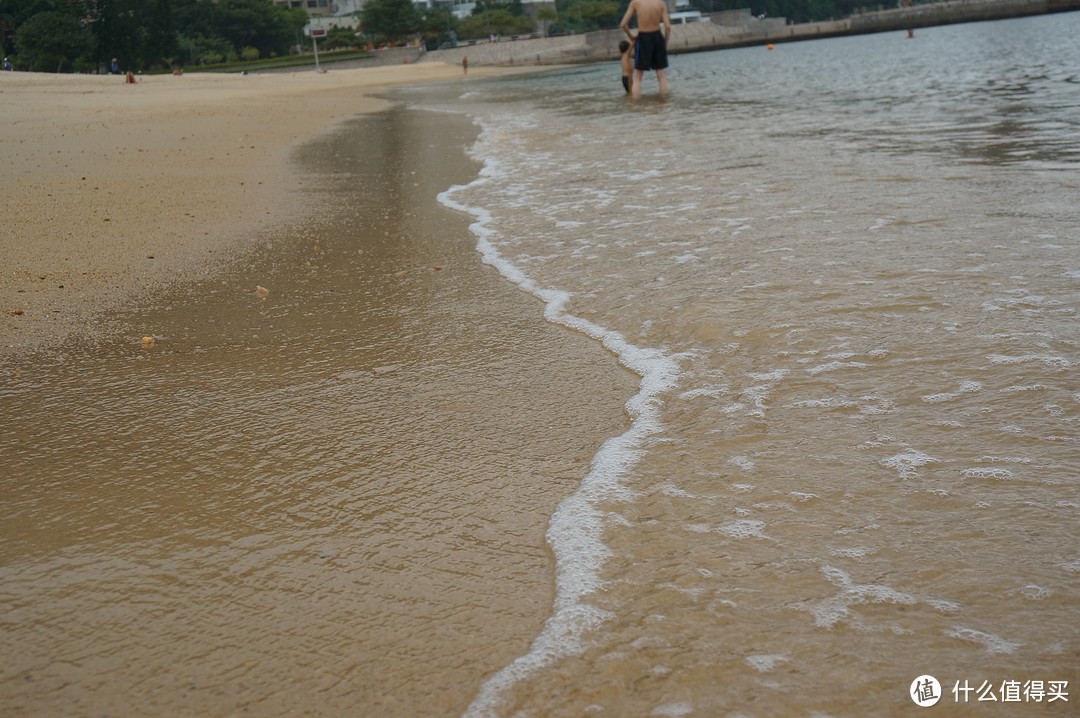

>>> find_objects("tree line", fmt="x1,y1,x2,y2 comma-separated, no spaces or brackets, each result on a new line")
0,0,308,73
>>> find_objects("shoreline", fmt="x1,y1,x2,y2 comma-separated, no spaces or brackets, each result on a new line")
0,63,531,356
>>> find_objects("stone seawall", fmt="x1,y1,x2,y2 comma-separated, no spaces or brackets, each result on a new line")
419,34,592,68
420,0,1080,67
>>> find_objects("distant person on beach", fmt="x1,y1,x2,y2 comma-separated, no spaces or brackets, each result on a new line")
619,0,670,98
619,38,636,94
111,58,119,74
462,56,468,75
2,57,12,71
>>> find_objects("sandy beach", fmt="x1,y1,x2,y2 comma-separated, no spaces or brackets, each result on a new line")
0,62,640,716
0,63,516,353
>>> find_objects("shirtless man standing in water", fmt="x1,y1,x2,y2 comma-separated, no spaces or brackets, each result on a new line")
619,0,671,98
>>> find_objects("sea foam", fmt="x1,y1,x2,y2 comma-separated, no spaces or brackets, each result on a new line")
440,121,682,718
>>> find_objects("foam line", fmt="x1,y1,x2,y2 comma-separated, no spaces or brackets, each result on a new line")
438,125,680,718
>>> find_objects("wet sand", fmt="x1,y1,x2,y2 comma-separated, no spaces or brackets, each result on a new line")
0,63,521,353
0,70,637,715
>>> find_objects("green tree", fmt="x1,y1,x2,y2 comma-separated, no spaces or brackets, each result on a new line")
554,0,586,31
322,25,359,50
420,5,458,38
1,0,79,61
146,0,179,67
15,10,94,72
170,0,304,61
361,0,421,44
458,7,531,39
535,5,557,35
580,0,617,26
0,0,55,26
172,0,214,38
418,5,459,50
211,0,301,57
90,0,147,72
183,32,236,64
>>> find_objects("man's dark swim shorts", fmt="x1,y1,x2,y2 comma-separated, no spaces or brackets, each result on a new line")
634,30,668,71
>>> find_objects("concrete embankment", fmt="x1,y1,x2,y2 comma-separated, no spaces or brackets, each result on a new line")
420,0,1080,67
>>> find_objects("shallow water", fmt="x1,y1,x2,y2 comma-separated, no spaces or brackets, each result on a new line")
0,109,635,716
397,13,1080,716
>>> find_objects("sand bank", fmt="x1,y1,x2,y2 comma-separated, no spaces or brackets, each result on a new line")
0,63,516,354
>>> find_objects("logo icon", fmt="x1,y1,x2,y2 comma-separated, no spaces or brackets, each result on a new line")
911,675,942,707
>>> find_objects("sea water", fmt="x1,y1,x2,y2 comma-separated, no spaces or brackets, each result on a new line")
398,13,1080,716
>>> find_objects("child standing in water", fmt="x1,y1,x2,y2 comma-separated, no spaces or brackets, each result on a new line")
619,38,636,95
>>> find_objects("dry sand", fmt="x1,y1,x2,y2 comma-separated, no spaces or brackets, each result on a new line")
0,62,515,354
